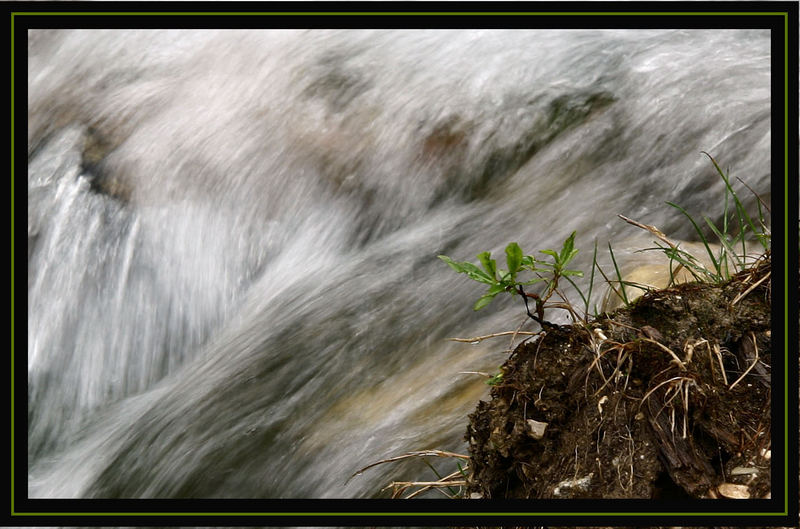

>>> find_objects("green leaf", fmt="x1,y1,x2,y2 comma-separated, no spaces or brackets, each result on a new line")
438,254,462,272
477,251,497,280
438,255,495,284
472,282,507,311
561,269,583,277
473,292,499,310
560,231,577,264
584,239,598,319
532,261,554,270
505,243,523,278
486,282,506,296
563,248,579,265
540,249,559,260
461,264,497,284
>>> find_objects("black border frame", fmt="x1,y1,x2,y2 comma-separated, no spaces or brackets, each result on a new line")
9,2,799,526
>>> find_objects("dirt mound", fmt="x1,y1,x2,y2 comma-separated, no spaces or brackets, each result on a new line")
466,255,772,500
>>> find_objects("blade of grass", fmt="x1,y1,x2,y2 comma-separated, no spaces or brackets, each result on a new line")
737,176,771,213
665,201,720,278
607,242,629,306
585,240,599,320
704,216,747,274
659,242,715,282
702,151,769,251
421,458,459,497
563,275,589,317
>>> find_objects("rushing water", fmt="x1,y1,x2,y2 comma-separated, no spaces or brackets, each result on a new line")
26,29,770,499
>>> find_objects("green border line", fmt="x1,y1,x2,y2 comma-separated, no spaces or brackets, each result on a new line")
9,8,14,519
783,11,790,514
7,511,790,517
11,9,792,521
9,11,792,16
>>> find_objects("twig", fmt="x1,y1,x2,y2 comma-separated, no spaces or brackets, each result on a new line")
458,371,491,378
384,479,469,499
348,450,469,483
518,285,552,327
617,214,702,280
401,467,470,499
617,214,678,250
448,331,539,343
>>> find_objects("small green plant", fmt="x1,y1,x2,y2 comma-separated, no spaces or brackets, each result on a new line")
486,366,504,386
438,155,769,321
661,152,770,283
599,153,771,312
438,232,584,326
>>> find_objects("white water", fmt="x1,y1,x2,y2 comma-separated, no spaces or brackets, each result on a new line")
27,29,770,498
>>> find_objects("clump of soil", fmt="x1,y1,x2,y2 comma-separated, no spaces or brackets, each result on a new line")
466,255,772,500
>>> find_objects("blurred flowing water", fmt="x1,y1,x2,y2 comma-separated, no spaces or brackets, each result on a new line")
26,29,770,498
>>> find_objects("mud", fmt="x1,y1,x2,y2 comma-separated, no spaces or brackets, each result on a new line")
466,254,772,500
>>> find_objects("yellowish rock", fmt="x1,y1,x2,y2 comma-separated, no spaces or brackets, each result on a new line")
718,482,750,499
601,241,721,312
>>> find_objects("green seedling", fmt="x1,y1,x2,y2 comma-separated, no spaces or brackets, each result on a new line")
438,232,583,326
486,367,504,386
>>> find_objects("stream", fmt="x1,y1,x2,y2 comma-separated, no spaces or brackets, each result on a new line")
26,29,770,499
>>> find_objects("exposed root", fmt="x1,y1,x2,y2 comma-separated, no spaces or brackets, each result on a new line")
731,270,770,306
350,449,470,498
640,337,686,370
712,343,729,386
